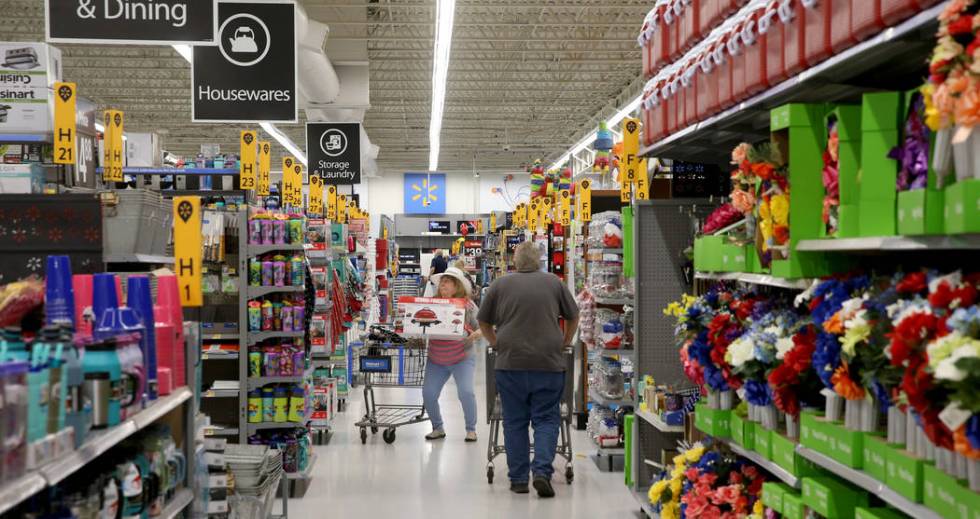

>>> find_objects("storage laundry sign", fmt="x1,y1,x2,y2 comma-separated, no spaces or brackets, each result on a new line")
307,122,361,185
45,0,217,45
192,1,296,123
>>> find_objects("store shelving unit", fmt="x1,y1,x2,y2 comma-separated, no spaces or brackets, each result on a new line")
796,234,980,252
160,488,195,519
634,408,684,434
694,272,813,290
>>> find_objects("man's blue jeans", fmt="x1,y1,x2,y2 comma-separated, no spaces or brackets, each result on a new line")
494,369,565,483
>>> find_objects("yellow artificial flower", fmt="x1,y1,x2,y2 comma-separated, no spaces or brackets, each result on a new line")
649,479,669,503
670,477,682,499
673,453,686,468
662,502,679,519
770,193,790,226
840,321,871,357
752,499,765,518
685,445,705,463
759,198,771,221
921,84,942,131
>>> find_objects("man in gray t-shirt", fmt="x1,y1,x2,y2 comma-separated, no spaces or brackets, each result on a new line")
478,241,579,498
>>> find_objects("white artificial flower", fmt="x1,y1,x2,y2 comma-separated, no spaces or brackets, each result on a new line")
764,325,782,336
727,337,756,368
840,297,865,319
775,337,795,360
844,309,869,332
934,344,979,382
929,270,962,294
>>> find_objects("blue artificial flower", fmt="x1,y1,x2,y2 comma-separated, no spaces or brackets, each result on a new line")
704,365,730,392
812,332,842,388
744,380,772,406
967,414,980,451
871,379,892,410
947,306,980,336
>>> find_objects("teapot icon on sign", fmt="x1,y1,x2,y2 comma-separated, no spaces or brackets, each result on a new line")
230,27,258,53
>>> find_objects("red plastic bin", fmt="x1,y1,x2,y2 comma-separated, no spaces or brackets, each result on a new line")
696,51,719,121
760,1,788,86
683,65,698,126
700,0,719,36
729,23,748,103
879,0,921,25
681,0,701,52
801,0,832,66
782,0,808,77
713,38,735,111
742,7,770,97
851,0,886,42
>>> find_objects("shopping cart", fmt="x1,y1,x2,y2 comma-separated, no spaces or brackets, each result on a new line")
485,347,575,484
351,336,429,444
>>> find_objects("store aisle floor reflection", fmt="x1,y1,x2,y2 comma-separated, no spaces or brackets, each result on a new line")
289,351,639,518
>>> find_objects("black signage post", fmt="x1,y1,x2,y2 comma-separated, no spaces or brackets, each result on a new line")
46,0,217,44
306,122,361,185
192,1,296,123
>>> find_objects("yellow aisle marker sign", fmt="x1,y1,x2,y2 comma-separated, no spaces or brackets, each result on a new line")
326,185,338,221
291,163,304,209
53,82,76,165
541,197,553,226
559,190,571,226
513,204,521,229
622,117,642,203
257,141,271,196
338,194,348,223
490,212,497,231
349,198,359,220
173,196,203,307
621,171,632,203
580,179,592,222
528,200,539,231
103,110,124,182
282,157,297,206
239,131,257,191
636,158,650,201
308,173,323,215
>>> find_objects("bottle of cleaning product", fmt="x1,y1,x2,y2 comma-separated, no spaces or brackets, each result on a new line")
262,387,275,423
248,390,262,423
288,386,304,422
273,386,288,423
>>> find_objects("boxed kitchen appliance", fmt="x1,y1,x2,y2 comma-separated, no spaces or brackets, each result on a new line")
395,296,469,340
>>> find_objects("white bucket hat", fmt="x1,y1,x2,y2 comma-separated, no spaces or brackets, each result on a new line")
431,267,472,297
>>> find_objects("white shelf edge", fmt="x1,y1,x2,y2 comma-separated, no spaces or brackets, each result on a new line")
633,489,659,518
160,488,195,519
132,388,193,429
796,234,980,252
694,271,812,290
723,439,800,489
104,253,174,264
0,472,47,516
796,446,942,519
634,408,684,434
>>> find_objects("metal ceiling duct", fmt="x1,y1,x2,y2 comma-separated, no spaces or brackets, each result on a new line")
295,6,339,105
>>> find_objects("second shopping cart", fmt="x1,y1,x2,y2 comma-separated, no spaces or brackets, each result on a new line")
350,333,429,444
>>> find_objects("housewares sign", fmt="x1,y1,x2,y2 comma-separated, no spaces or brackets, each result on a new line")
46,0,217,45
192,1,296,122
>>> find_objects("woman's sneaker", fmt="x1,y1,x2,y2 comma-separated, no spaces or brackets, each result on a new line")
425,429,446,440
465,431,478,442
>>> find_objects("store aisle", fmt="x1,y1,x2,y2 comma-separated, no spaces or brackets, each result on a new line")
289,352,639,518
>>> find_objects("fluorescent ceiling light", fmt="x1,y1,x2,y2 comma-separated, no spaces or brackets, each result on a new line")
261,122,307,166
548,93,642,171
170,44,305,164
428,0,456,171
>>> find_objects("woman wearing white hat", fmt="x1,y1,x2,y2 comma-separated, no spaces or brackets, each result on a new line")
422,267,482,441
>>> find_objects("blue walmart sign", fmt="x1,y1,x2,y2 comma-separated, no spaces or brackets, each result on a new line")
404,173,446,214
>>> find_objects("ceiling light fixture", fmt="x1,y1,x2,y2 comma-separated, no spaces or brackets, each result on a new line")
171,44,306,165
548,93,642,171
428,0,456,171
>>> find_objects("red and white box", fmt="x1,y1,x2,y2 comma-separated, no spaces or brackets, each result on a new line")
742,5,769,97
782,0,808,77
395,297,469,340
761,0,788,87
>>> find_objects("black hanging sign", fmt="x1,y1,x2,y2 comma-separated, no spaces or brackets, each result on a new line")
192,1,296,123
306,122,361,185
46,0,217,45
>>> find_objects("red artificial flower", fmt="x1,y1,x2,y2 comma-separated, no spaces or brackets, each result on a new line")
729,471,743,485
701,505,723,519
931,72,949,85
734,495,750,514
948,15,974,36
921,409,955,450
967,35,980,57
896,272,928,294
930,58,952,75
888,312,938,365
683,494,710,516
742,465,760,480
731,298,757,321
773,225,790,245
750,162,775,180
714,485,741,505
700,473,719,487
748,475,765,496
686,467,700,481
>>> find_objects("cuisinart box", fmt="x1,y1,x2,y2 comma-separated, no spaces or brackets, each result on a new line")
0,43,62,134
395,297,469,340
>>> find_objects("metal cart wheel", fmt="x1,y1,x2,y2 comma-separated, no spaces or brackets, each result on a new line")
371,426,379,434
565,465,574,484
486,465,494,484
382,428,396,444
360,428,367,444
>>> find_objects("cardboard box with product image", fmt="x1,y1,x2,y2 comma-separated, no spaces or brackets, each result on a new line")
395,296,469,340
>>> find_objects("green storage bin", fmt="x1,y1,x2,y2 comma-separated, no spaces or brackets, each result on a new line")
885,444,925,503
855,506,910,519
782,491,806,519
763,481,791,514
694,403,731,438
862,433,890,483
753,424,773,460
802,476,869,519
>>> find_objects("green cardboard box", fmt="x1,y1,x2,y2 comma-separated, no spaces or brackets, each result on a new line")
898,188,945,236
800,412,831,453
859,91,903,237
730,413,754,449
694,235,725,272
861,91,902,131
855,506,909,519
745,246,766,274
802,476,870,519
944,179,980,234
753,424,773,460
823,420,865,469
922,463,980,519
771,431,822,478
838,204,861,238
782,491,806,519
857,198,897,237
822,105,862,238
694,403,732,438
763,481,791,514
719,243,747,272
885,444,925,503
862,433,890,483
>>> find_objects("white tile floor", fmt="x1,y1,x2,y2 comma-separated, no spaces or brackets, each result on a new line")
287,352,641,518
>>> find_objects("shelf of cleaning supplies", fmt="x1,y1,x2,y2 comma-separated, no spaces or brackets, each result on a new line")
634,408,684,434
638,4,944,163
41,387,192,486
0,472,48,515
246,285,305,298
795,234,980,252
247,330,305,345
247,244,305,255
286,453,317,480
797,446,942,519
161,488,195,519
695,272,813,290
721,437,800,489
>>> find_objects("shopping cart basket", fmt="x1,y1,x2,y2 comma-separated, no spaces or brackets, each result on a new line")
351,337,429,444
485,347,575,484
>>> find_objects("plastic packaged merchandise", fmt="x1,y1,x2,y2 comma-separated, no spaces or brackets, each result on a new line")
248,428,312,475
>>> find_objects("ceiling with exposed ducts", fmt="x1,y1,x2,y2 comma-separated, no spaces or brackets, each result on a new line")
1,0,648,175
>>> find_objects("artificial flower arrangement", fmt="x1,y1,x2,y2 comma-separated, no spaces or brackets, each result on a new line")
728,141,790,266
889,93,932,191
648,442,768,519
822,119,840,235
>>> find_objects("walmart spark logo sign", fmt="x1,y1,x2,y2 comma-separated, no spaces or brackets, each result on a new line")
404,173,446,214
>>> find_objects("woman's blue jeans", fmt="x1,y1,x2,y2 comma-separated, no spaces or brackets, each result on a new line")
423,354,478,432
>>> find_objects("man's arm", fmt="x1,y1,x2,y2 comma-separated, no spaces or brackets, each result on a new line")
479,321,497,348
562,316,579,347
